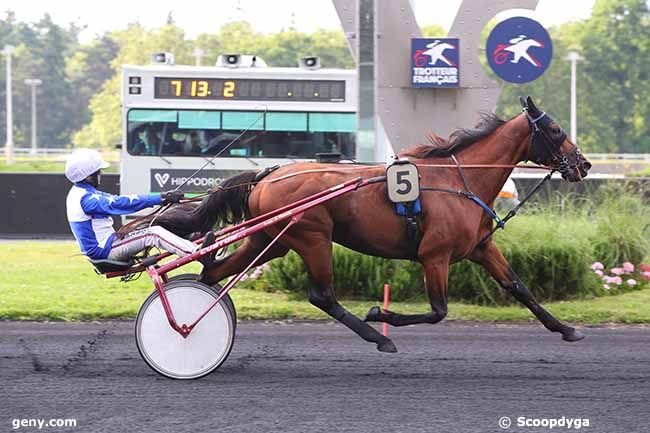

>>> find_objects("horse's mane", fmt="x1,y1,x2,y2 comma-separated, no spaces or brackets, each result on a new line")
400,112,507,159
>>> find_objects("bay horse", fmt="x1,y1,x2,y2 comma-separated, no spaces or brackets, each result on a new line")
122,97,592,353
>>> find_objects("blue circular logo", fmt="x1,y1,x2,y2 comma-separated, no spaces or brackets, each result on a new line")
486,16,553,84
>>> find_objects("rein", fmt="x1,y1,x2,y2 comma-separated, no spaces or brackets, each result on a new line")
260,162,551,184
476,170,554,246
416,155,554,247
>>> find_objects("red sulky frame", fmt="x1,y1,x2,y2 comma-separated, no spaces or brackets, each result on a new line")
104,177,365,338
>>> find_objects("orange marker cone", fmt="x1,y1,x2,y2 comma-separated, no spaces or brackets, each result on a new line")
382,284,390,337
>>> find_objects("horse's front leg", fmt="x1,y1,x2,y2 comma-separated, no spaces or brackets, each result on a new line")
470,241,585,342
365,254,449,327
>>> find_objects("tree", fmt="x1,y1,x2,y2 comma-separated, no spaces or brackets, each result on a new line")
0,12,80,148
217,21,263,56
496,0,649,153
579,0,649,152
31,15,80,146
66,35,119,131
73,23,193,148
307,29,354,68
420,23,446,37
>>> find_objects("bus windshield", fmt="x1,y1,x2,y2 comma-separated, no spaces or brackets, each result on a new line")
127,109,356,159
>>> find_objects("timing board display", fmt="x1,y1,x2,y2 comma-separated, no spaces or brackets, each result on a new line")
154,77,346,102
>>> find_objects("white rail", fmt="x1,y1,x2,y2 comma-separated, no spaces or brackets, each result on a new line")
585,154,650,161
2,148,649,159
0,147,74,155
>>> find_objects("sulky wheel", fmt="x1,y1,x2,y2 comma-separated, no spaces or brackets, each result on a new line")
166,274,237,326
135,280,236,380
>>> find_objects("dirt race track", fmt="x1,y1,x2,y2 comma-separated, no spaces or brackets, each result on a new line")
1,320,649,433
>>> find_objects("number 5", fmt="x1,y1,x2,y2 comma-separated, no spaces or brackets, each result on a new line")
386,162,419,203
396,171,412,195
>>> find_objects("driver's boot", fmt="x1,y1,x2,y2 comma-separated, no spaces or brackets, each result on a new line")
197,232,218,269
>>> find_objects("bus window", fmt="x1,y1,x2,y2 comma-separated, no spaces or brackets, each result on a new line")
126,109,355,159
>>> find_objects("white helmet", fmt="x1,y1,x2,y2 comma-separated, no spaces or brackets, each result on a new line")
65,148,110,183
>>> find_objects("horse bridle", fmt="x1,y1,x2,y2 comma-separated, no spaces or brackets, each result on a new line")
523,107,581,176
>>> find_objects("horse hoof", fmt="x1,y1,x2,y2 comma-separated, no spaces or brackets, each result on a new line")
562,329,585,342
377,339,398,353
364,306,382,322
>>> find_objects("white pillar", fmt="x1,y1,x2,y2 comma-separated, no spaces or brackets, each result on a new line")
566,52,581,143
3,45,14,164
24,78,42,155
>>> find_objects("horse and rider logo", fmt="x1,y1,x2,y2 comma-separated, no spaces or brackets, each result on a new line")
411,38,460,88
492,35,544,67
414,40,457,67
486,16,553,83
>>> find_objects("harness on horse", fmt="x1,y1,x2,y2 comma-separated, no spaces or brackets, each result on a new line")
385,155,505,249
384,155,554,250
383,98,568,249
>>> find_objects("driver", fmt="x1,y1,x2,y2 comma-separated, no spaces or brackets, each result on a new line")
65,148,214,264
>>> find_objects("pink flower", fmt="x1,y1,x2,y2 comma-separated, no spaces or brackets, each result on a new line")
610,276,623,285
610,268,625,276
594,270,604,277
603,284,611,290
623,262,635,273
591,262,604,271
627,279,637,286
642,271,650,281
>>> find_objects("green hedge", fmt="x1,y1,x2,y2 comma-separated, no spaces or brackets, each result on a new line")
243,186,649,306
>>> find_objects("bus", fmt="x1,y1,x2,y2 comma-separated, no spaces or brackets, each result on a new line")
120,54,357,200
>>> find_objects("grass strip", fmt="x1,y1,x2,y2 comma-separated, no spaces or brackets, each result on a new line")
1,242,649,323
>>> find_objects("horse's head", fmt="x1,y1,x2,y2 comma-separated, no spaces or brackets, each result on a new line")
520,96,591,182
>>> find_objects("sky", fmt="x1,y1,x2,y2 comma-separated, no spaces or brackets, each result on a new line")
2,0,596,42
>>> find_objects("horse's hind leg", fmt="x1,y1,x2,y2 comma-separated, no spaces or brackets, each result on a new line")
286,231,397,353
470,241,584,342
199,232,288,286
365,254,449,327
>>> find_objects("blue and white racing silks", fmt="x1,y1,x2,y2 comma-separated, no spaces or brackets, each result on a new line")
66,183,162,259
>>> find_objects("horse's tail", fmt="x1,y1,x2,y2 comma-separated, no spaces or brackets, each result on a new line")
117,169,271,240
192,170,260,233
